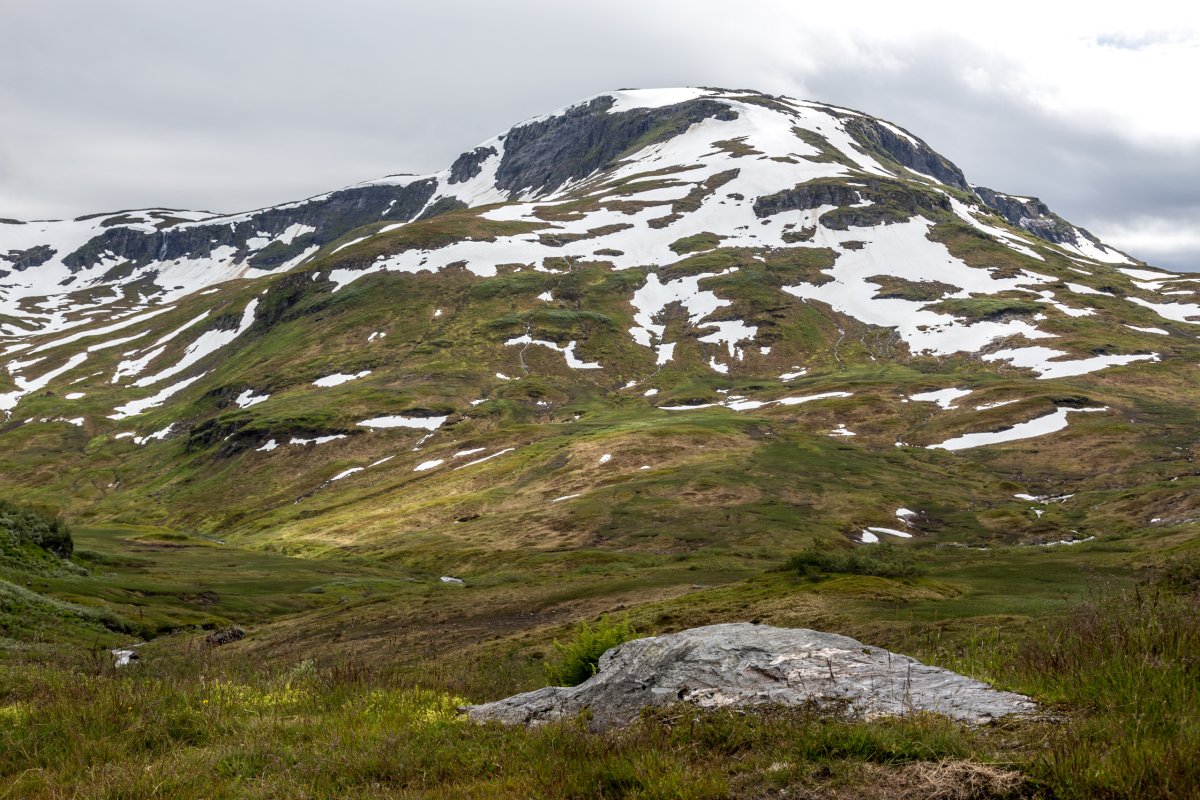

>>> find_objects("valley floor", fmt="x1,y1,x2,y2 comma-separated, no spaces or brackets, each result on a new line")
2,523,1198,798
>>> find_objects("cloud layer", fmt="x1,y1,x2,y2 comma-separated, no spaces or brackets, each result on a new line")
2,1,1197,269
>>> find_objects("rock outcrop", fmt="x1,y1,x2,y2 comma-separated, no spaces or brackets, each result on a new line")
467,623,1036,729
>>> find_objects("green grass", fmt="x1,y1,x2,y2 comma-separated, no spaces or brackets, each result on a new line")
0,656,1010,799
5,580,1195,798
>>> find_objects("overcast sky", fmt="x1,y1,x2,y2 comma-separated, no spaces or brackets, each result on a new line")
2,1,1198,269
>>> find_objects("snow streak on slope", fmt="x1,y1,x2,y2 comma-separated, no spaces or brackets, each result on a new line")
928,407,1107,451
132,299,258,387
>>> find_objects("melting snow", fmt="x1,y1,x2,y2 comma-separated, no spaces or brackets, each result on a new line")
929,407,1107,451
235,389,269,408
289,434,347,446
661,391,851,412
505,334,601,369
414,459,444,472
1065,282,1104,296
358,415,448,430
783,219,1057,358
909,387,971,409
1041,536,1096,547
109,372,206,420
132,424,174,445
974,399,1021,411
454,447,516,470
1,352,88,414
133,300,258,388
982,347,1156,380
864,526,912,539
1127,296,1200,324
313,370,371,387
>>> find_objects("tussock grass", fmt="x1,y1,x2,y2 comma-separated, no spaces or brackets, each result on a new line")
0,658,998,799
924,584,1200,799
1011,588,1200,799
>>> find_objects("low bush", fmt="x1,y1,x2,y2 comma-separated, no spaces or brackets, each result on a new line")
0,499,73,561
784,543,922,580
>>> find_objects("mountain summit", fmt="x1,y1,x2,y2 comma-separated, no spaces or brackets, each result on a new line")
1,87,1197,553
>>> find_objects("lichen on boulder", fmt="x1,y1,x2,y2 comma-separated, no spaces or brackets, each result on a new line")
467,623,1036,729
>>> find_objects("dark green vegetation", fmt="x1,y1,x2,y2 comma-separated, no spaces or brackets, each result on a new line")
785,541,922,579
544,616,638,686
0,498,73,566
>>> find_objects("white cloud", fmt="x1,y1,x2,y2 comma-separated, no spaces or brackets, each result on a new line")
1093,213,1200,268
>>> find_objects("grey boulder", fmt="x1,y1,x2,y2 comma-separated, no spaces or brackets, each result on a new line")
467,623,1036,729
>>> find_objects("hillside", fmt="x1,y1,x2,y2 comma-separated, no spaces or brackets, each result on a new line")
1,87,1198,798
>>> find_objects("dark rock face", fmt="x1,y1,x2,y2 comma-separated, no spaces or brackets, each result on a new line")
60,180,439,275
204,626,245,646
973,187,1111,250
754,178,951,230
416,196,469,221
494,96,738,197
448,146,498,184
2,244,57,271
467,623,1036,730
753,180,862,218
843,117,970,191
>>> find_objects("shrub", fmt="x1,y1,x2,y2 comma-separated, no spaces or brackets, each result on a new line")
0,500,73,559
544,616,638,687
784,542,921,580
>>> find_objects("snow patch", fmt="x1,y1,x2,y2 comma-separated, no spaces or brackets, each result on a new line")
358,415,448,430
313,370,371,387
909,388,971,410
929,407,1107,451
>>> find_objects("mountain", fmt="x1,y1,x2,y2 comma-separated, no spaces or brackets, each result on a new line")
3,85,1200,798
1,86,1198,564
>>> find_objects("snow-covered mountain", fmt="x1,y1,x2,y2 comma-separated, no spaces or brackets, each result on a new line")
2,88,1198,550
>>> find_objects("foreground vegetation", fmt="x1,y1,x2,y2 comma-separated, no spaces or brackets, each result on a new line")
1,509,1197,798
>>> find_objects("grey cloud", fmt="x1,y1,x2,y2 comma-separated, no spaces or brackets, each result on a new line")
783,37,1200,269
1,1,1196,270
